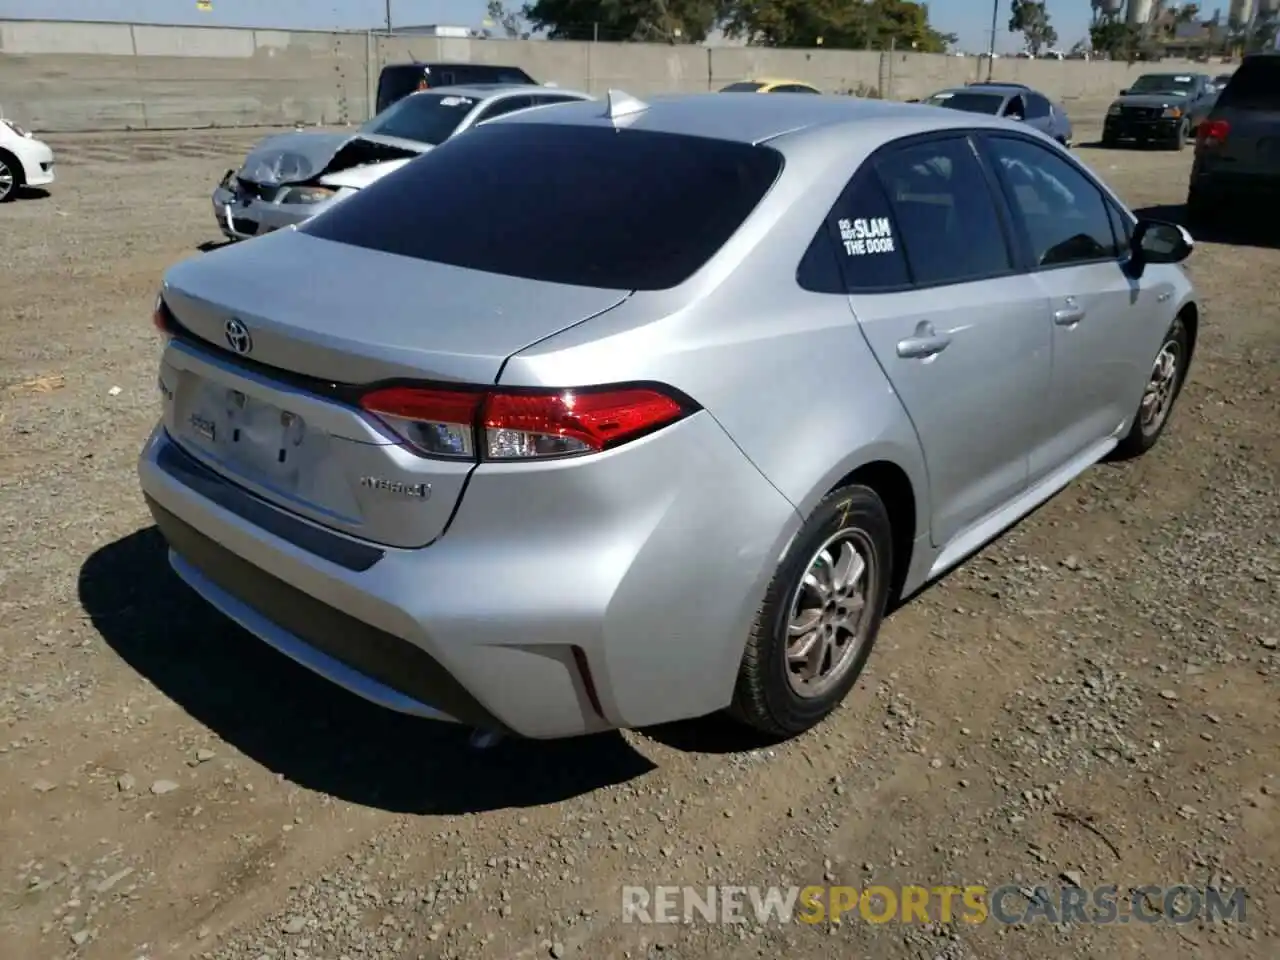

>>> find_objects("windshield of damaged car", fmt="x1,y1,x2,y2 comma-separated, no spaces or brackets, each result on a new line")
360,92,477,145
923,91,1004,114
1128,74,1196,95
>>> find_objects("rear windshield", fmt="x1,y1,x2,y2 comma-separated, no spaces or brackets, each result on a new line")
377,67,427,111
361,92,476,145
721,82,765,92
1217,57,1280,109
924,91,1004,114
302,123,784,291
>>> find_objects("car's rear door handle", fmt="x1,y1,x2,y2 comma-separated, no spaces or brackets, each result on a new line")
896,328,952,360
1053,305,1086,326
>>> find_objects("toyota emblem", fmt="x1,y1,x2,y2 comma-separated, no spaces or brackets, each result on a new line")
224,318,253,355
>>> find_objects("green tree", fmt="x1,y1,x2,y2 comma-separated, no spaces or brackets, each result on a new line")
521,0,721,41
1009,0,1058,55
485,0,528,38
1089,15,1139,60
720,0,954,51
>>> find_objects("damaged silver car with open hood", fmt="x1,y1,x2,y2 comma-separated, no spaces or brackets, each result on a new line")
211,83,592,241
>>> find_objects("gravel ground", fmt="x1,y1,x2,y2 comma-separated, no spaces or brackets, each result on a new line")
0,125,1277,960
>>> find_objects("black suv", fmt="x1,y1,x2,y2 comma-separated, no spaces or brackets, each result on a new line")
375,62,538,114
1188,52,1280,227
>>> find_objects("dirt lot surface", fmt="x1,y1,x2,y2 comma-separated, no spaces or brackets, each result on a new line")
1,125,1277,960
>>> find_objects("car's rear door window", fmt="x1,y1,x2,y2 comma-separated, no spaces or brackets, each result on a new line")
1216,56,1280,109
302,123,784,291
1026,93,1051,119
871,135,1013,287
981,135,1120,267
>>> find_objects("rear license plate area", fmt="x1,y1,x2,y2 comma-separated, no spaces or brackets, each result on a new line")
173,371,324,493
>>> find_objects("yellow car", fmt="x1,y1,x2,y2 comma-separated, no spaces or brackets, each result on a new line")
719,78,821,94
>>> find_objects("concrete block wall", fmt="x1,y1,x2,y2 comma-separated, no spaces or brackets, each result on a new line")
0,18,1213,133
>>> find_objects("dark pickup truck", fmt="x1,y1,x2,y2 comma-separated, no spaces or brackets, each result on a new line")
1188,52,1280,226
1102,71,1217,150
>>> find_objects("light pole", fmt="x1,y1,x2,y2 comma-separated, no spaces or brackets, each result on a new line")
385,0,392,33
987,0,999,80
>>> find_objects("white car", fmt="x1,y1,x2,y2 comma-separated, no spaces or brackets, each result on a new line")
0,112,55,202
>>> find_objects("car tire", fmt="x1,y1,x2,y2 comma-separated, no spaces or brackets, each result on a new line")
1185,190,1217,232
0,150,22,203
729,484,893,738
1173,119,1189,150
1101,133,1118,148
1111,314,1191,461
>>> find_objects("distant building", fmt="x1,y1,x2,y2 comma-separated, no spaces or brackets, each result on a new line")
388,24,474,38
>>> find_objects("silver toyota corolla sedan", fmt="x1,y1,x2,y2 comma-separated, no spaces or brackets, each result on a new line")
140,91,1198,741
211,83,592,240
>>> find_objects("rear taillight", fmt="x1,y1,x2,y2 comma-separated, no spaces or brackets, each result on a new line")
153,295,174,338
1197,119,1230,148
358,384,693,461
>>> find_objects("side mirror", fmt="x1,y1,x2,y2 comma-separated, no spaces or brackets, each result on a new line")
1127,218,1193,276
1119,87,1129,95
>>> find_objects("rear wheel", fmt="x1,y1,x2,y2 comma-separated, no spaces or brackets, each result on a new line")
1185,189,1218,232
1112,315,1190,460
729,485,893,738
1173,119,1190,150
0,151,21,203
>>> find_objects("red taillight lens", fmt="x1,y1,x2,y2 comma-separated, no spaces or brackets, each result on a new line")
358,384,691,461
484,388,685,459
1198,119,1230,148
153,296,173,337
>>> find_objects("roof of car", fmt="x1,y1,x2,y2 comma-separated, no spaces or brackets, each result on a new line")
967,81,1032,90
743,77,813,86
411,83,587,100
493,90,1025,147
934,86,1013,97
382,61,530,71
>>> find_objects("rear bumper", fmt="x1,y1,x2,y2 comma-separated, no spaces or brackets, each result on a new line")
1189,168,1280,205
138,416,800,739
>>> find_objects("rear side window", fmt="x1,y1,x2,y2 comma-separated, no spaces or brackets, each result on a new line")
302,124,784,291
873,136,1012,286
721,82,765,92
1217,56,1280,109
1026,93,1051,119
821,174,910,291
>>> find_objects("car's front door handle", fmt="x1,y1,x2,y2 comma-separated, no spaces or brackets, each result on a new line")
896,329,952,360
1053,305,1086,326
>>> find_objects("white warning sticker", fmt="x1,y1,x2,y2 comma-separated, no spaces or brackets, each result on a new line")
838,216,895,256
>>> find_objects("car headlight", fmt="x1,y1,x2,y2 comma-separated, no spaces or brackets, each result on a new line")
1107,103,1121,115
278,186,337,205
1162,106,1183,118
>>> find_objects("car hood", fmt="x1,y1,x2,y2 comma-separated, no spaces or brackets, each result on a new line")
1115,92,1191,109
237,130,428,186
318,154,421,190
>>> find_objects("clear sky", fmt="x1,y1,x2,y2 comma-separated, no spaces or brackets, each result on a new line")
3,0,1093,54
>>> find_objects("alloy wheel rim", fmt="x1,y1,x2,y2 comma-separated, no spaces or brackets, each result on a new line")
1139,341,1180,436
785,528,877,699
0,162,13,200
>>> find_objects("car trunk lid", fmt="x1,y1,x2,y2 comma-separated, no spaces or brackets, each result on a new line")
158,230,630,548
